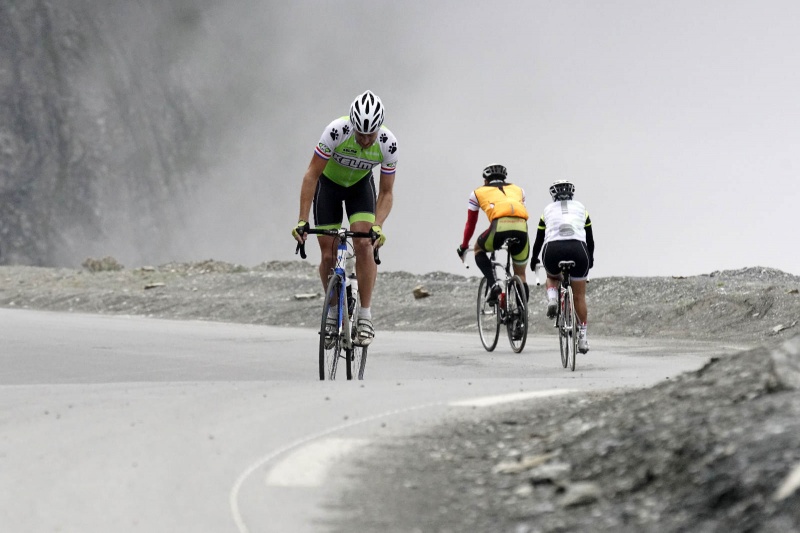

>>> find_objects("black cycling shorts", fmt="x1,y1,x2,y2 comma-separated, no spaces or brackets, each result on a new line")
313,173,376,228
542,239,591,280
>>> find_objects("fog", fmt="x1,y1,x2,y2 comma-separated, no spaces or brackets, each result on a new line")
168,0,800,278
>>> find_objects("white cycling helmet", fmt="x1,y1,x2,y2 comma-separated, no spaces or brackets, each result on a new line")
350,90,385,134
549,180,575,201
482,164,507,181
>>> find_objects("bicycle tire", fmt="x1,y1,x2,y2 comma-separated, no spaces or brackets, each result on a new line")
319,274,344,380
558,287,569,368
506,276,528,353
477,277,500,351
345,283,368,380
567,286,577,371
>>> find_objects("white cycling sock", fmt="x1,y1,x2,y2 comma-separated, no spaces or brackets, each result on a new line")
358,307,371,320
547,288,558,301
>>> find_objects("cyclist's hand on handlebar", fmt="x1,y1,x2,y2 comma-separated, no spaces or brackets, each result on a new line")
456,244,469,262
531,257,541,271
291,220,310,243
370,225,386,248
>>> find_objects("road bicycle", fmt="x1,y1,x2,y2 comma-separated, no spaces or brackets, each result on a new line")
555,260,578,371
476,239,528,353
296,227,379,380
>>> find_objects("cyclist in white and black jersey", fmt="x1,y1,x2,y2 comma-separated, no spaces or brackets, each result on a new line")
291,90,398,346
530,180,595,353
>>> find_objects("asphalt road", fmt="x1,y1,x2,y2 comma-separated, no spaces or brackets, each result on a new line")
0,308,736,533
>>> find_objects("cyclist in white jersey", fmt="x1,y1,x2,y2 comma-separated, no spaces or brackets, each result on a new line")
291,90,398,346
529,180,595,353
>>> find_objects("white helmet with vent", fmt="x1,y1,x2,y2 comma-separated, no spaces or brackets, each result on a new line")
349,90,384,134
549,180,575,201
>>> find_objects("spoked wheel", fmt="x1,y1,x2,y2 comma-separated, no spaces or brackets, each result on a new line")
559,286,577,371
567,287,577,371
348,345,368,380
558,289,570,369
477,277,500,351
345,287,368,380
319,274,344,380
505,276,528,353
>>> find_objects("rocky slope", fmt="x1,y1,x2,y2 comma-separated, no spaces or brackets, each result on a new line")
1,260,797,345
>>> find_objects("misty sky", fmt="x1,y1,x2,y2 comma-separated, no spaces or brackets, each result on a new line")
179,0,800,278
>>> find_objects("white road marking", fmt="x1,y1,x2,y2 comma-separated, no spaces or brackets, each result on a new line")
230,403,436,533
265,437,370,487
449,388,577,407
230,388,576,532
774,462,800,501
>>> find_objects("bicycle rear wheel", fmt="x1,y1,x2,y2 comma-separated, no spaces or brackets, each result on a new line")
477,277,500,351
506,276,528,353
319,274,344,380
567,287,577,371
558,288,570,368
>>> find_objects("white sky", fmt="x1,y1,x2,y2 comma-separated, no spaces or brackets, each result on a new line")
179,0,800,278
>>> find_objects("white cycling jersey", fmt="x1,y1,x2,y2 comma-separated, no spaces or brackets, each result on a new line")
539,199,590,243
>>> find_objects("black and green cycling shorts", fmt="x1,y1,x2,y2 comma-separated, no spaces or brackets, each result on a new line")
313,173,376,229
476,217,530,265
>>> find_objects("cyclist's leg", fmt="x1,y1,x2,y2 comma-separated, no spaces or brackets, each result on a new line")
474,220,498,285
344,175,377,309
501,218,530,298
572,280,588,324
566,240,591,353
345,175,377,345
313,175,345,288
567,240,591,324
541,242,562,316
475,222,502,304
572,279,589,353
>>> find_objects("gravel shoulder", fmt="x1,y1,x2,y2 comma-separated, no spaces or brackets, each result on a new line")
2,260,800,531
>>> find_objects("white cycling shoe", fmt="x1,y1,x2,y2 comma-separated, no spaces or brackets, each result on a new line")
355,317,374,347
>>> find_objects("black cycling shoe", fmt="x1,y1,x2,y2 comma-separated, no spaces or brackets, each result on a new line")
485,284,502,306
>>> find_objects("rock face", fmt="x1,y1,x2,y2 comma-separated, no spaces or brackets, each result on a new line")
0,1,207,267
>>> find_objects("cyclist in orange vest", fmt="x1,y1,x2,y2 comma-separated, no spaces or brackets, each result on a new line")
457,164,530,304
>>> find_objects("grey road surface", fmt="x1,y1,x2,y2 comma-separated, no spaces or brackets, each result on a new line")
0,309,739,532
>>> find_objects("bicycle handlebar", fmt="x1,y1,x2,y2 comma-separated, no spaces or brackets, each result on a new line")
294,228,381,265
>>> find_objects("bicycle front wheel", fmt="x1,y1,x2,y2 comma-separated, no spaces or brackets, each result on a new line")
347,345,368,380
506,276,528,353
345,285,368,380
477,277,500,351
319,274,344,380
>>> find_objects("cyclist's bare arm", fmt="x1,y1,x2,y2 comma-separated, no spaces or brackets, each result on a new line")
297,154,328,225
374,171,395,227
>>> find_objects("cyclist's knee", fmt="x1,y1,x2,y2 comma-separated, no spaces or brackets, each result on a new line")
352,237,372,256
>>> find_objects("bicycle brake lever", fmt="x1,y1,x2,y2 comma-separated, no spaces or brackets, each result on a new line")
295,242,307,259
373,247,381,265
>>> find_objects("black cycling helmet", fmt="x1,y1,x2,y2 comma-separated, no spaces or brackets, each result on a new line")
482,164,507,181
549,180,575,201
